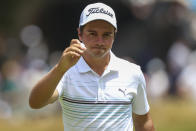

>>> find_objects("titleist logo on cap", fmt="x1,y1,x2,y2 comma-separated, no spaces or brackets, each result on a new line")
86,7,113,18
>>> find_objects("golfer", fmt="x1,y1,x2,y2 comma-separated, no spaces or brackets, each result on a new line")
29,2,155,131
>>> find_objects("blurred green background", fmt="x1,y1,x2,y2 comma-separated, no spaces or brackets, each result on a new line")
1,0,196,131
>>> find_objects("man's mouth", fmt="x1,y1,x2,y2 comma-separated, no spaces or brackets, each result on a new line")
92,46,105,50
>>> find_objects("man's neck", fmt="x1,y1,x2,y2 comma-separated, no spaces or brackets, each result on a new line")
83,53,110,76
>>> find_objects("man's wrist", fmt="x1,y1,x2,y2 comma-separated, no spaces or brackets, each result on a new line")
55,63,69,76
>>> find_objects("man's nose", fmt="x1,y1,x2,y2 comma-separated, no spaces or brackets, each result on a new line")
96,35,104,44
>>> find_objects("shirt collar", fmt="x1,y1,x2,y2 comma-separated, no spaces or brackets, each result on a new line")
76,51,119,73
76,56,91,73
106,51,119,72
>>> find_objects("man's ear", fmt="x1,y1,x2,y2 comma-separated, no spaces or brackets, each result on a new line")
77,28,82,41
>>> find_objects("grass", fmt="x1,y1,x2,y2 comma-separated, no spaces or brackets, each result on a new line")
0,98,196,131
0,115,63,131
150,98,196,131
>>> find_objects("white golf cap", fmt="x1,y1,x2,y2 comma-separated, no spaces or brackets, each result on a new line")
79,3,117,30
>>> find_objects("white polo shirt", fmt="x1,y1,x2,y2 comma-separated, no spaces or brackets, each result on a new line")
57,52,150,131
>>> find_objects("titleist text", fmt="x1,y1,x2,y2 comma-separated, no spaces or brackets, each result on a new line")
86,7,113,18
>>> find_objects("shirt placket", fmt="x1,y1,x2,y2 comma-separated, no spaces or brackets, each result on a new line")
97,78,105,101
91,69,110,101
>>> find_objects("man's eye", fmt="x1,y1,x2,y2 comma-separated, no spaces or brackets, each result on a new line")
90,32,96,36
103,33,111,37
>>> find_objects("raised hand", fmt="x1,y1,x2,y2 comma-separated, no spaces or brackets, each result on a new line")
57,39,86,73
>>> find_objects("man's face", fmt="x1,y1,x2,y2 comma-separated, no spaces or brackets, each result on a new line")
78,20,115,58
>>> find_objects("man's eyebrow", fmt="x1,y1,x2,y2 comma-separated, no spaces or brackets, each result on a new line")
87,30,113,35
87,30,96,32
104,32,113,34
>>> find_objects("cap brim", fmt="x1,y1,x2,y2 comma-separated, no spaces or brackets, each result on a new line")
80,15,117,29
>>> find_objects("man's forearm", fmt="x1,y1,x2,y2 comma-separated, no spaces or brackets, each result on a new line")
29,39,86,109
135,119,155,131
133,113,155,131
29,64,67,109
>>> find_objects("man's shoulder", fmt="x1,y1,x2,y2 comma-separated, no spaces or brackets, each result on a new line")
115,56,141,72
114,57,145,84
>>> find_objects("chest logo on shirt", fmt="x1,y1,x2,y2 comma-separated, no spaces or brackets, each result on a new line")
118,88,127,96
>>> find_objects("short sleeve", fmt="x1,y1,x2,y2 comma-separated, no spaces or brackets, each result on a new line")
132,70,150,115
56,74,67,98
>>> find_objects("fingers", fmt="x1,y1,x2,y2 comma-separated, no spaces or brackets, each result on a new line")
63,39,86,59
70,39,80,45
70,39,86,50
67,51,81,59
65,45,85,56
67,39,86,55
58,39,86,71
65,46,84,55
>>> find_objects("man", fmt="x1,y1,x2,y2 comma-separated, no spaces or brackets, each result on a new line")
29,2,155,131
